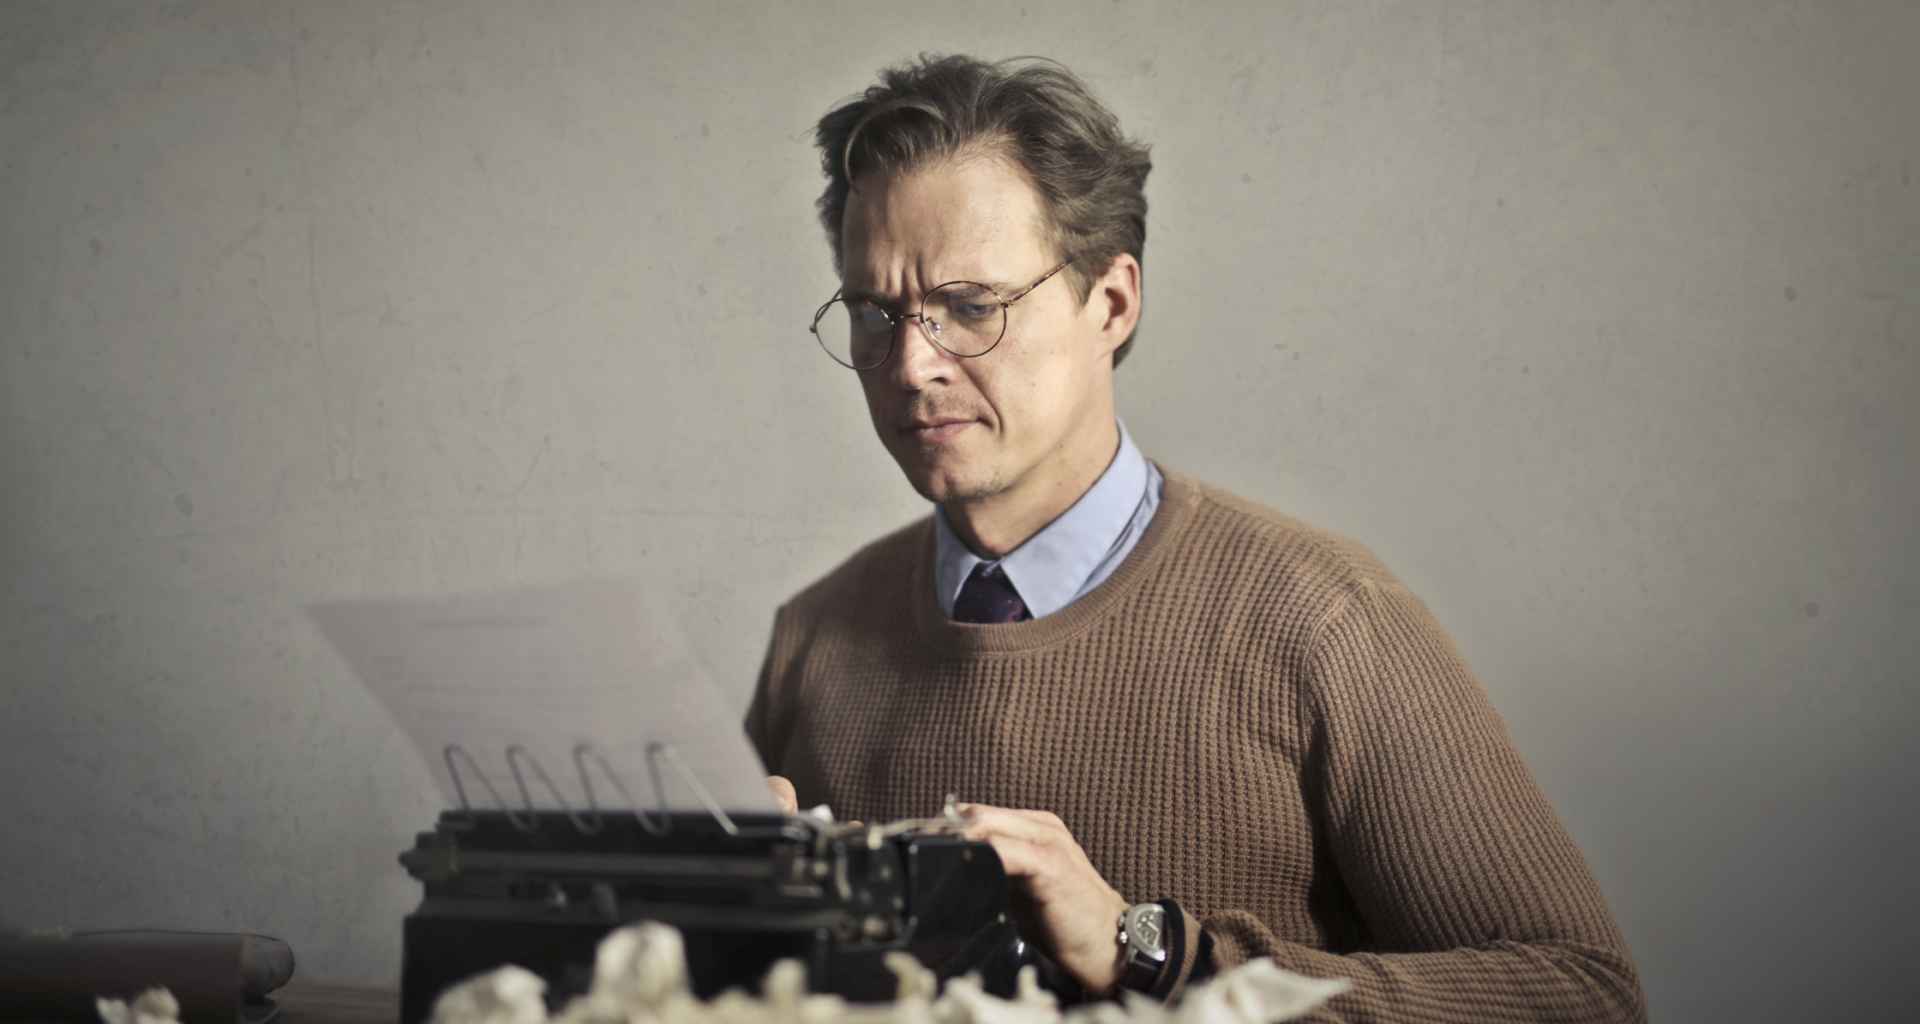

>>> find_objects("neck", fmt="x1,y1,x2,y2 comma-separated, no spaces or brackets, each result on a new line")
943,416,1121,559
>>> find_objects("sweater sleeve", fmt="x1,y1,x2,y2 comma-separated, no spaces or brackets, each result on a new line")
743,604,790,775
1203,580,1646,1024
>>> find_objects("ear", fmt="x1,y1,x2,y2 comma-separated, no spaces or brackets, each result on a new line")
1087,253,1141,361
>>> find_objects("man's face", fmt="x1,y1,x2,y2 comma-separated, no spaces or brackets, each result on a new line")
838,156,1125,507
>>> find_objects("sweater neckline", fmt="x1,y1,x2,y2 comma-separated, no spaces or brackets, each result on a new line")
909,465,1201,655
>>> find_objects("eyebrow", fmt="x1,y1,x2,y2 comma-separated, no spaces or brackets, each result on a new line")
843,277,1013,306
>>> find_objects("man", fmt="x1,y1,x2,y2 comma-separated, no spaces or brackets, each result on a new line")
747,56,1645,1023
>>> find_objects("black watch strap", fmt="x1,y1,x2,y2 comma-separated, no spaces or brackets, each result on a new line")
1117,901,1170,993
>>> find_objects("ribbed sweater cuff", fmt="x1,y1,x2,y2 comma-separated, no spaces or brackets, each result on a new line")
1144,900,1206,1002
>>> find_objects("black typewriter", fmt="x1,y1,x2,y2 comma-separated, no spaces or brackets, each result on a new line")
397,807,1028,1023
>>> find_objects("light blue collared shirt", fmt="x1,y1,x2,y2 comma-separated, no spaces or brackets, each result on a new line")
933,420,1164,620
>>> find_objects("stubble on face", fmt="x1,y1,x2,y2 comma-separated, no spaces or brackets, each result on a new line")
889,391,1007,503
909,462,1006,504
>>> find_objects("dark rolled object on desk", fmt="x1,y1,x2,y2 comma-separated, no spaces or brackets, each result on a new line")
0,931,294,1024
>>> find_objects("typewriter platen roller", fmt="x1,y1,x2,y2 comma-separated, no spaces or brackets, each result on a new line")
397,810,1029,1023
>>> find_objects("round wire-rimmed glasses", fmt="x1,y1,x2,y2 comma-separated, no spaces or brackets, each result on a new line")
809,261,1071,370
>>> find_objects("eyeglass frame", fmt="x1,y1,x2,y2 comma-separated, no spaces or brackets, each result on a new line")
809,260,1073,370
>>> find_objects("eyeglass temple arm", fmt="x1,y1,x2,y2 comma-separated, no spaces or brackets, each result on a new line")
1004,260,1073,306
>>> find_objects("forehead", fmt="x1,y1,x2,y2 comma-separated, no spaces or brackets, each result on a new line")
839,155,1051,292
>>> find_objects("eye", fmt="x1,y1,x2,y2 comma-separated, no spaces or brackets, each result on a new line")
846,301,892,333
934,283,1002,323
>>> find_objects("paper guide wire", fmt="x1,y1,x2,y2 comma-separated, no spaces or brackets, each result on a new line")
442,740,759,837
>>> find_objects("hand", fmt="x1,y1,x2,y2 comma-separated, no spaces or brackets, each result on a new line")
768,775,798,815
955,803,1130,996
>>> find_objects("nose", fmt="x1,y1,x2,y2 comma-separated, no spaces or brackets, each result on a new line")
887,313,957,390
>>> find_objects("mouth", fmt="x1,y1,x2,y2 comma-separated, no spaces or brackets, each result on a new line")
900,416,978,445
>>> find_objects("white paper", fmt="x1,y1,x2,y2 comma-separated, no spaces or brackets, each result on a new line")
310,579,779,815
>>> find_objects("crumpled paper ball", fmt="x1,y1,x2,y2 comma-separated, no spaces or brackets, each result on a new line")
429,964,550,1024
426,922,1348,1024
96,988,181,1024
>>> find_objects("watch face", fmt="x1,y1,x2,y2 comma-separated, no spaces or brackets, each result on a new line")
1125,903,1166,953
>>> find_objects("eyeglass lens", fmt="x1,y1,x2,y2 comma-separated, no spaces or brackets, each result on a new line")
814,281,1006,369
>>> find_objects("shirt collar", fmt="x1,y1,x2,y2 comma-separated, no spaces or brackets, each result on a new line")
934,420,1151,619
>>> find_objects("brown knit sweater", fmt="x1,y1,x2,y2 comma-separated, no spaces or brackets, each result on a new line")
746,469,1645,1023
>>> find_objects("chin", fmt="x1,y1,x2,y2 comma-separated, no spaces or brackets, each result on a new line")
900,454,1004,505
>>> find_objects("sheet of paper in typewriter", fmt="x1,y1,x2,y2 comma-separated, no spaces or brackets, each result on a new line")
311,578,780,815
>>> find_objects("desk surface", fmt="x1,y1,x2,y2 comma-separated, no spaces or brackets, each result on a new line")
273,985,398,1024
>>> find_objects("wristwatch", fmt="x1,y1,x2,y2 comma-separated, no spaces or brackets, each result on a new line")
1116,901,1169,993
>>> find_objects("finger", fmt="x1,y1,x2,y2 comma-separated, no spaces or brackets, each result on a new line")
767,775,798,815
973,833,1053,878
1001,807,1067,829
958,823,1082,881
950,809,1036,848
956,808,1072,850
955,803,1055,834
955,802,1068,831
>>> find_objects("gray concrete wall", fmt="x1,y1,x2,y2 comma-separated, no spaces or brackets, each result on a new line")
2,2,1913,1020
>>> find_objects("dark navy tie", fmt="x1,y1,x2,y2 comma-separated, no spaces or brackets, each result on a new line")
953,564,1031,624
